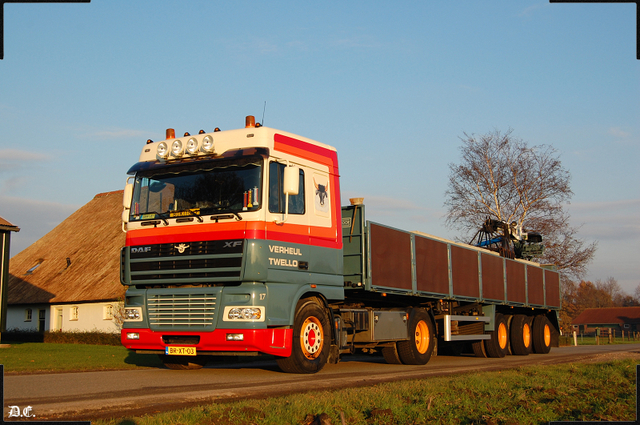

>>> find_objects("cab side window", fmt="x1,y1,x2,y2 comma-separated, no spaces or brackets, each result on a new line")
269,162,305,214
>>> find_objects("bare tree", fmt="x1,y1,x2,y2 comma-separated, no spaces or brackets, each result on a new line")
444,129,596,280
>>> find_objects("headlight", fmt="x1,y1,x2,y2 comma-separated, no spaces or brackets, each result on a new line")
157,142,169,159
170,139,183,157
223,306,264,322
201,135,215,153
124,307,143,322
186,137,199,155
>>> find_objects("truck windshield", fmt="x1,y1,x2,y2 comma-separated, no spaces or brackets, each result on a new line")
129,156,263,220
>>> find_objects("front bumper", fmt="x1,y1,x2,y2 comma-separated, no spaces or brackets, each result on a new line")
121,328,292,357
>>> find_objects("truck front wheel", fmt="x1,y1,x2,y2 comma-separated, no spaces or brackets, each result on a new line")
397,310,435,365
277,298,330,374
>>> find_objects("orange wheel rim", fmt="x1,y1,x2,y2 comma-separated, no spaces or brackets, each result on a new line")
301,317,323,360
543,324,551,347
523,323,531,347
415,320,430,354
498,322,508,349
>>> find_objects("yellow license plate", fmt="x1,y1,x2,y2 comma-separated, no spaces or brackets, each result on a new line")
165,346,197,356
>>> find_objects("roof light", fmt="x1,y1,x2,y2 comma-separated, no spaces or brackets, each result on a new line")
166,128,175,139
201,135,215,153
157,142,169,159
171,139,184,157
245,115,255,128
186,137,199,155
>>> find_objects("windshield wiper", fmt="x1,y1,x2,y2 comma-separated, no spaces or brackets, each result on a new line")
210,212,242,222
174,209,204,223
140,211,169,226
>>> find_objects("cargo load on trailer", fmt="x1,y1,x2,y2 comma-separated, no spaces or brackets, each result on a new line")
120,116,560,373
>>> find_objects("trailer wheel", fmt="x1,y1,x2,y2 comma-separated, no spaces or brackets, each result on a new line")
484,313,509,358
510,314,532,355
397,310,435,365
532,315,552,354
159,355,208,370
277,298,330,374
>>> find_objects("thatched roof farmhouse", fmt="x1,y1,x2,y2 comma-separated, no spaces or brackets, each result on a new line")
6,191,125,333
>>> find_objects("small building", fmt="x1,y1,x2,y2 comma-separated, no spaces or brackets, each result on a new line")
572,307,640,335
1,216,20,333
7,191,126,333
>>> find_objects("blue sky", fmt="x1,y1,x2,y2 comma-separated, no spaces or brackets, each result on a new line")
1,1,638,292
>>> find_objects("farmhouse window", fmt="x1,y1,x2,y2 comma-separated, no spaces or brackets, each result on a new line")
24,309,32,322
70,306,79,321
624,324,630,329
104,304,114,320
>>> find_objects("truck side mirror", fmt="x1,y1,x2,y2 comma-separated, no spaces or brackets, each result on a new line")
283,165,299,196
123,180,134,209
122,178,134,231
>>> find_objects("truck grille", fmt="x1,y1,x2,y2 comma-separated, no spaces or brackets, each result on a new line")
126,239,244,284
147,292,217,329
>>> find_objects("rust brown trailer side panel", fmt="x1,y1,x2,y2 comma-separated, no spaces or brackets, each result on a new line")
415,236,449,295
367,222,560,309
370,224,412,291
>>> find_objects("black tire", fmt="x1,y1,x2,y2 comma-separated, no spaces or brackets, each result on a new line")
484,313,509,358
510,314,532,355
532,315,552,354
382,344,403,364
277,298,330,374
471,340,488,358
159,354,208,370
397,310,435,365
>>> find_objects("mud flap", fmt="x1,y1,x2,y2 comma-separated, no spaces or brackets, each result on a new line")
328,344,340,364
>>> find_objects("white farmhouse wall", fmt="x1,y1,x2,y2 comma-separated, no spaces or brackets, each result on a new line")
6,304,49,331
7,301,121,333
50,302,121,333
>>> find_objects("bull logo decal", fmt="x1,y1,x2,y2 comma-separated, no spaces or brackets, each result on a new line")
314,178,329,206
174,243,190,253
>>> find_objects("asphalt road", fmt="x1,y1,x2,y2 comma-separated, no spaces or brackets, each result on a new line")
5,343,640,421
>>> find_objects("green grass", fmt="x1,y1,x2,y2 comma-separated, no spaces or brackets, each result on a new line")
1,342,637,424
94,359,638,425
0,342,162,373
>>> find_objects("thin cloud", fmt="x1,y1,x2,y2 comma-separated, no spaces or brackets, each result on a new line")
0,196,81,256
78,128,150,140
518,3,547,18
0,149,51,174
609,127,630,138
568,199,640,241
0,149,50,162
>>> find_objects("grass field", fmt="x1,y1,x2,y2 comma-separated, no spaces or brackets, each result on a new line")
92,358,638,425
0,342,163,373
2,342,639,424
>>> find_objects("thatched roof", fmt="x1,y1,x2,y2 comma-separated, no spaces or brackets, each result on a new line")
0,216,19,232
8,191,126,305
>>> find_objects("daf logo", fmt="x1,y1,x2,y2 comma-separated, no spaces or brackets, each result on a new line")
131,246,152,254
174,243,190,254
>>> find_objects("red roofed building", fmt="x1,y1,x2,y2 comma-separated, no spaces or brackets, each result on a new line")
572,307,640,335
